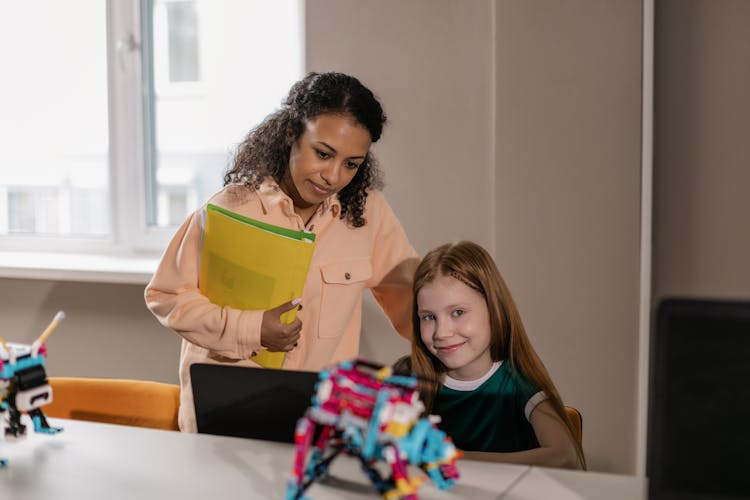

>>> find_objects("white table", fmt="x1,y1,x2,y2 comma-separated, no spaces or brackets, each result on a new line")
0,418,645,499
501,466,647,500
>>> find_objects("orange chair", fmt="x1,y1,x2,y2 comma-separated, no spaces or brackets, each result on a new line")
45,377,180,431
565,406,583,446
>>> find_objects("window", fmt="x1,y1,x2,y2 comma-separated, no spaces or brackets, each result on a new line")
0,0,302,258
8,191,40,233
162,1,201,83
0,1,110,243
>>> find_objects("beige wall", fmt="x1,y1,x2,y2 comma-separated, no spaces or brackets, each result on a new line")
305,0,495,371
305,0,495,252
493,0,643,474
653,0,750,302
307,0,644,473
0,0,653,475
0,278,180,382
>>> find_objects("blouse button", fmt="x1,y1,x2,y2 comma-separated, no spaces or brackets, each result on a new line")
344,272,351,280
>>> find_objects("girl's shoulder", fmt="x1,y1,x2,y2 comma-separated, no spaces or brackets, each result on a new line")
501,364,544,402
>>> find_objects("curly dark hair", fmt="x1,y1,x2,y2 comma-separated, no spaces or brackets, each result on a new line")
223,72,386,228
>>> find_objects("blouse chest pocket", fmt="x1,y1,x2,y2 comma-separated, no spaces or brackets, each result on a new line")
317,259,372,338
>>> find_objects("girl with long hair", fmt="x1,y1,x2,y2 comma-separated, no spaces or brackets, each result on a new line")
401,240,585,469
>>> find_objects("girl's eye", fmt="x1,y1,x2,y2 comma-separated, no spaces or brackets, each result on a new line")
451,309,465,318
345,160,361,170
420,313,435,322
316,150,330,159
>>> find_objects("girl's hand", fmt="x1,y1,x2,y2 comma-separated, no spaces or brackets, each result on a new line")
260,299,302,352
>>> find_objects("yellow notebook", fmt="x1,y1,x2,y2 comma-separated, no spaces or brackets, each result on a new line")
199,204,316,368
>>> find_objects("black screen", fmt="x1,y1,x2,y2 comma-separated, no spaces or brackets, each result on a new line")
648,298,750,500
191,363,319,443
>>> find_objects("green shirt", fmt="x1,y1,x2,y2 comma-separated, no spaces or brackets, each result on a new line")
432,361,545,452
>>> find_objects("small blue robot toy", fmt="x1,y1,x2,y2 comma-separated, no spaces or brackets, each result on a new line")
1,311,65,466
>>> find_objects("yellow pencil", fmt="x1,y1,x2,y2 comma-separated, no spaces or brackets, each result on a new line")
36,310,66,345
31,311,66,357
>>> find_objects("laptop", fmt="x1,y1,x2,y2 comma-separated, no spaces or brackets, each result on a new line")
190,363,319,443
647,298,750,500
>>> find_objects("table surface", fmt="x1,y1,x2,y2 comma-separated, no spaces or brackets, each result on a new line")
0,418,646,500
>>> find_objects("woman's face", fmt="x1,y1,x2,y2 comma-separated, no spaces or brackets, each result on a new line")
417,274,493,381
284,113,372,212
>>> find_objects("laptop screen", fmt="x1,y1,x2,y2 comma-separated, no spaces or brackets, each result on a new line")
191,363,319,443
647,298,750,500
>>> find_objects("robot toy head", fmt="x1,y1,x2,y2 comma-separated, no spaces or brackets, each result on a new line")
0,342,54,413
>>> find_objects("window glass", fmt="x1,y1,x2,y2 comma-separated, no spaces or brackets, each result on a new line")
0,1,109,237
145,0,302,228
0,0,301,247
166,1,200,82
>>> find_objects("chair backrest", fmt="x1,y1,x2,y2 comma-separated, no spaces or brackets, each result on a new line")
565,406,583,446
45,377,180,431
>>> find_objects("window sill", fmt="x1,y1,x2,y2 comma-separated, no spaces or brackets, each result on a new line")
0,251,159,285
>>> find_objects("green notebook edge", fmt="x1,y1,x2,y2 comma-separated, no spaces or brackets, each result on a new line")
206,203,316,242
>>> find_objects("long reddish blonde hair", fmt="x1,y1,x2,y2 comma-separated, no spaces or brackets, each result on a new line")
409,241,585,468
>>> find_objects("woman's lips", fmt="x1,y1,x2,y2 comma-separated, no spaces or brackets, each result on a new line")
308,180,331,196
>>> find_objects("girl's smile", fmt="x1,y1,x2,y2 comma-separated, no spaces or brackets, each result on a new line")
434,341,467,354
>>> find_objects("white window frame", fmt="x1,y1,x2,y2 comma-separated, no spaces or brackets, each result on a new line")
110,0,175,255
0,1,177,281
0,1,168,258
151,0,205,97
0,0,304,283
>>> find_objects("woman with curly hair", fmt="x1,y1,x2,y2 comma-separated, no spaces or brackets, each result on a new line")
145,72,418,432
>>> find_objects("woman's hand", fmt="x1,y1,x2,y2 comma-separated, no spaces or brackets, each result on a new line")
260,299,302,352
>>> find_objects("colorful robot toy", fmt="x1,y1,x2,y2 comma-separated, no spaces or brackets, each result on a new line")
1,311,65,467
286,359,461,500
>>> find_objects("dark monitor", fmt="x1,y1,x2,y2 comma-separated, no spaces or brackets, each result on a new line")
191,363,319,443
647,298,750,500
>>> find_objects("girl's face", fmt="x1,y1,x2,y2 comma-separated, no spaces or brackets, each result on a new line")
417,274,493,381
283,113,371,215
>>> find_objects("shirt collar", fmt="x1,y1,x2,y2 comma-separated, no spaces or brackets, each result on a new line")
259,177,341,219
443,361,503,391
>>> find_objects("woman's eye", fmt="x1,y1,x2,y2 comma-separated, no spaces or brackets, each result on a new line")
346,161,361,170
452,309,465,317
316,150,330,159
420,313,435,322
